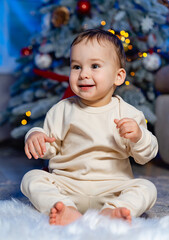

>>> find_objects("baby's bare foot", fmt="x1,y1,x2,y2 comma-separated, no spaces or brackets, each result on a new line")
100,207,131,223
49,202,82,226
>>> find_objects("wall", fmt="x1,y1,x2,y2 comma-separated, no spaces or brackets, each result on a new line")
0,74,15,141
0,0,41,141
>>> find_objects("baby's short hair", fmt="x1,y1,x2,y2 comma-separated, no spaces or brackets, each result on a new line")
71,28,126,68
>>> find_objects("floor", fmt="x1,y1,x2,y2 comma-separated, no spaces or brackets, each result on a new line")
0,142,169,218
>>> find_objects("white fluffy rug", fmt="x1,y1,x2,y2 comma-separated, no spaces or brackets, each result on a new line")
0,199,169,240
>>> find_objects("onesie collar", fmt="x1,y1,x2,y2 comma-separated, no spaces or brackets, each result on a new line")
76,96,119,113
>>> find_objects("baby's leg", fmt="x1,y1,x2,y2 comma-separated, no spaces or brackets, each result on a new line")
49,202,82,225
101,178,157,218
20,169,77,215
100,207,131,223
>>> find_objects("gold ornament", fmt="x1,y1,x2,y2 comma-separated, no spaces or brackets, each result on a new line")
51,6,70,28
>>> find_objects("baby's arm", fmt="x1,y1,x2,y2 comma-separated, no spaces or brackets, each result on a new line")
25,131,56,159
115,115,158,164
114,118,142,143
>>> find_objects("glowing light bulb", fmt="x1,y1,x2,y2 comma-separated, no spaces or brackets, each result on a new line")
128,45,133,50
121,36,125,41
120,30,125,36
21,119,27,125
124,32,129,38
143,52,147,57
125,39,130,44
130,72,135,76
26,111,31,117
123,43,128,51
101,20,106,26
125,81,130,86
108,29,115,34
138,52,143,57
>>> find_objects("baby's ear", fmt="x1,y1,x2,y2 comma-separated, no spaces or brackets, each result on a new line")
115,68,126,86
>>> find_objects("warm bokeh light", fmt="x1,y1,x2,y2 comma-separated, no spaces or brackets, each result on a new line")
101,20,106,26
125,39,130,44
143,52,147,57
123,43,128,51
120,30,125,35
125,81,130,86
124,32,129,38
21,119,27,125
128,45,133,50
138,52,143,57
108,29,115,34
26,111,31,117
121,36,125,41
130,72,135,76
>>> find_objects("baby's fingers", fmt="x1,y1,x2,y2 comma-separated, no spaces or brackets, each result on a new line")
44,136,56,143
25,144,32,159
114,118,130,129
119,123,133,136
27,141,39,159
37,136,47,155
33,138,44,158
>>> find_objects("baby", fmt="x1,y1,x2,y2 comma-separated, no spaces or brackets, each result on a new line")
21,29,158,225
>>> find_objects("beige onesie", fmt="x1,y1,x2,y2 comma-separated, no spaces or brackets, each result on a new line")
21,95,158,217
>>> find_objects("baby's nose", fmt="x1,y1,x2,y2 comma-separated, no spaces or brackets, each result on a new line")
79,68,90,79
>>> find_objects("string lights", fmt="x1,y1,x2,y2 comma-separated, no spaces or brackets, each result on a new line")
26,111,31,117
101,20,106,26
21,111,32,125
108,29,148,61
21,119,27,125
125,81,130,86
130,72,135,77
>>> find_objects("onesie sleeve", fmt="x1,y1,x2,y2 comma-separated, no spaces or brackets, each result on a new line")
126,111,158,165
25,102,63,160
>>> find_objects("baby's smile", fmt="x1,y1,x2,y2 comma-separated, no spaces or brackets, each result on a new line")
78,84,95,91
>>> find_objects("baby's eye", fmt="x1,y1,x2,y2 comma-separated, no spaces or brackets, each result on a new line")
92,64,100,69
72,65,81,70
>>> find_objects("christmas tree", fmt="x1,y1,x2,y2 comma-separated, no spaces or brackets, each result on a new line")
1,0,169,139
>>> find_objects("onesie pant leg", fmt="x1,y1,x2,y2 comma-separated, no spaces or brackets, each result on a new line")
101,178,157,217
20,169,77,215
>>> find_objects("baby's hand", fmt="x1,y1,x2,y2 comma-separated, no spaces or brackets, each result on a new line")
114,118,142,143
25,131,56,159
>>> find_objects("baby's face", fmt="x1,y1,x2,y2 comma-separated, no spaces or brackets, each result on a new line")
69,38,123,107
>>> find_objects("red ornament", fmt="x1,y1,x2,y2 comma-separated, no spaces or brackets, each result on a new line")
77,0,91,15
21,47,33,56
